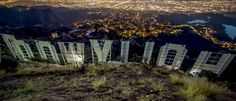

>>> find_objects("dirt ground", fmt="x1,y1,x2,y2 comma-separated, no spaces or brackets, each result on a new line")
0,62,236,101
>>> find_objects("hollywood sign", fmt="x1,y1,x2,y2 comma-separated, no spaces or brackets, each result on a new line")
1,34,235,76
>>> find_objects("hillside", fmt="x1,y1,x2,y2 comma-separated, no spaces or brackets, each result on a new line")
0,62,236,101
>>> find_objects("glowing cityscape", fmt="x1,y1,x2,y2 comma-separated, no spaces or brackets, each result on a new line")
1,0,236,13
0,0,236,101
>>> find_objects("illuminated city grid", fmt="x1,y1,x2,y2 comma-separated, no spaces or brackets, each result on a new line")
1,0,236,13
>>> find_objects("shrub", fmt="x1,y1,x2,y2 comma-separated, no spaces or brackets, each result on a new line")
30,57,50,63
160,68,171,75
172,74,227,101
25,80,34,90
122,87,133,96
92,77,106,91
170,74,185,85
0,70,6,79
86,65,97,76
137,77,150,85
138,95,152,101
14,88,32,95
134,68,143,75
152,67,171,76
151,81,165,92
14,80,36,95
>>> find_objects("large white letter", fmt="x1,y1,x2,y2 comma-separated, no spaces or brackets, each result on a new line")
90,40,112,62
156,43,187,69
142,42,154,64
120,41,130,63
58,42,84,66
35,40,60,64
190,51,235,76
1,34,34,61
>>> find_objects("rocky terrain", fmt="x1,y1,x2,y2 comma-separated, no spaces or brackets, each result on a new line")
0,62,236,101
